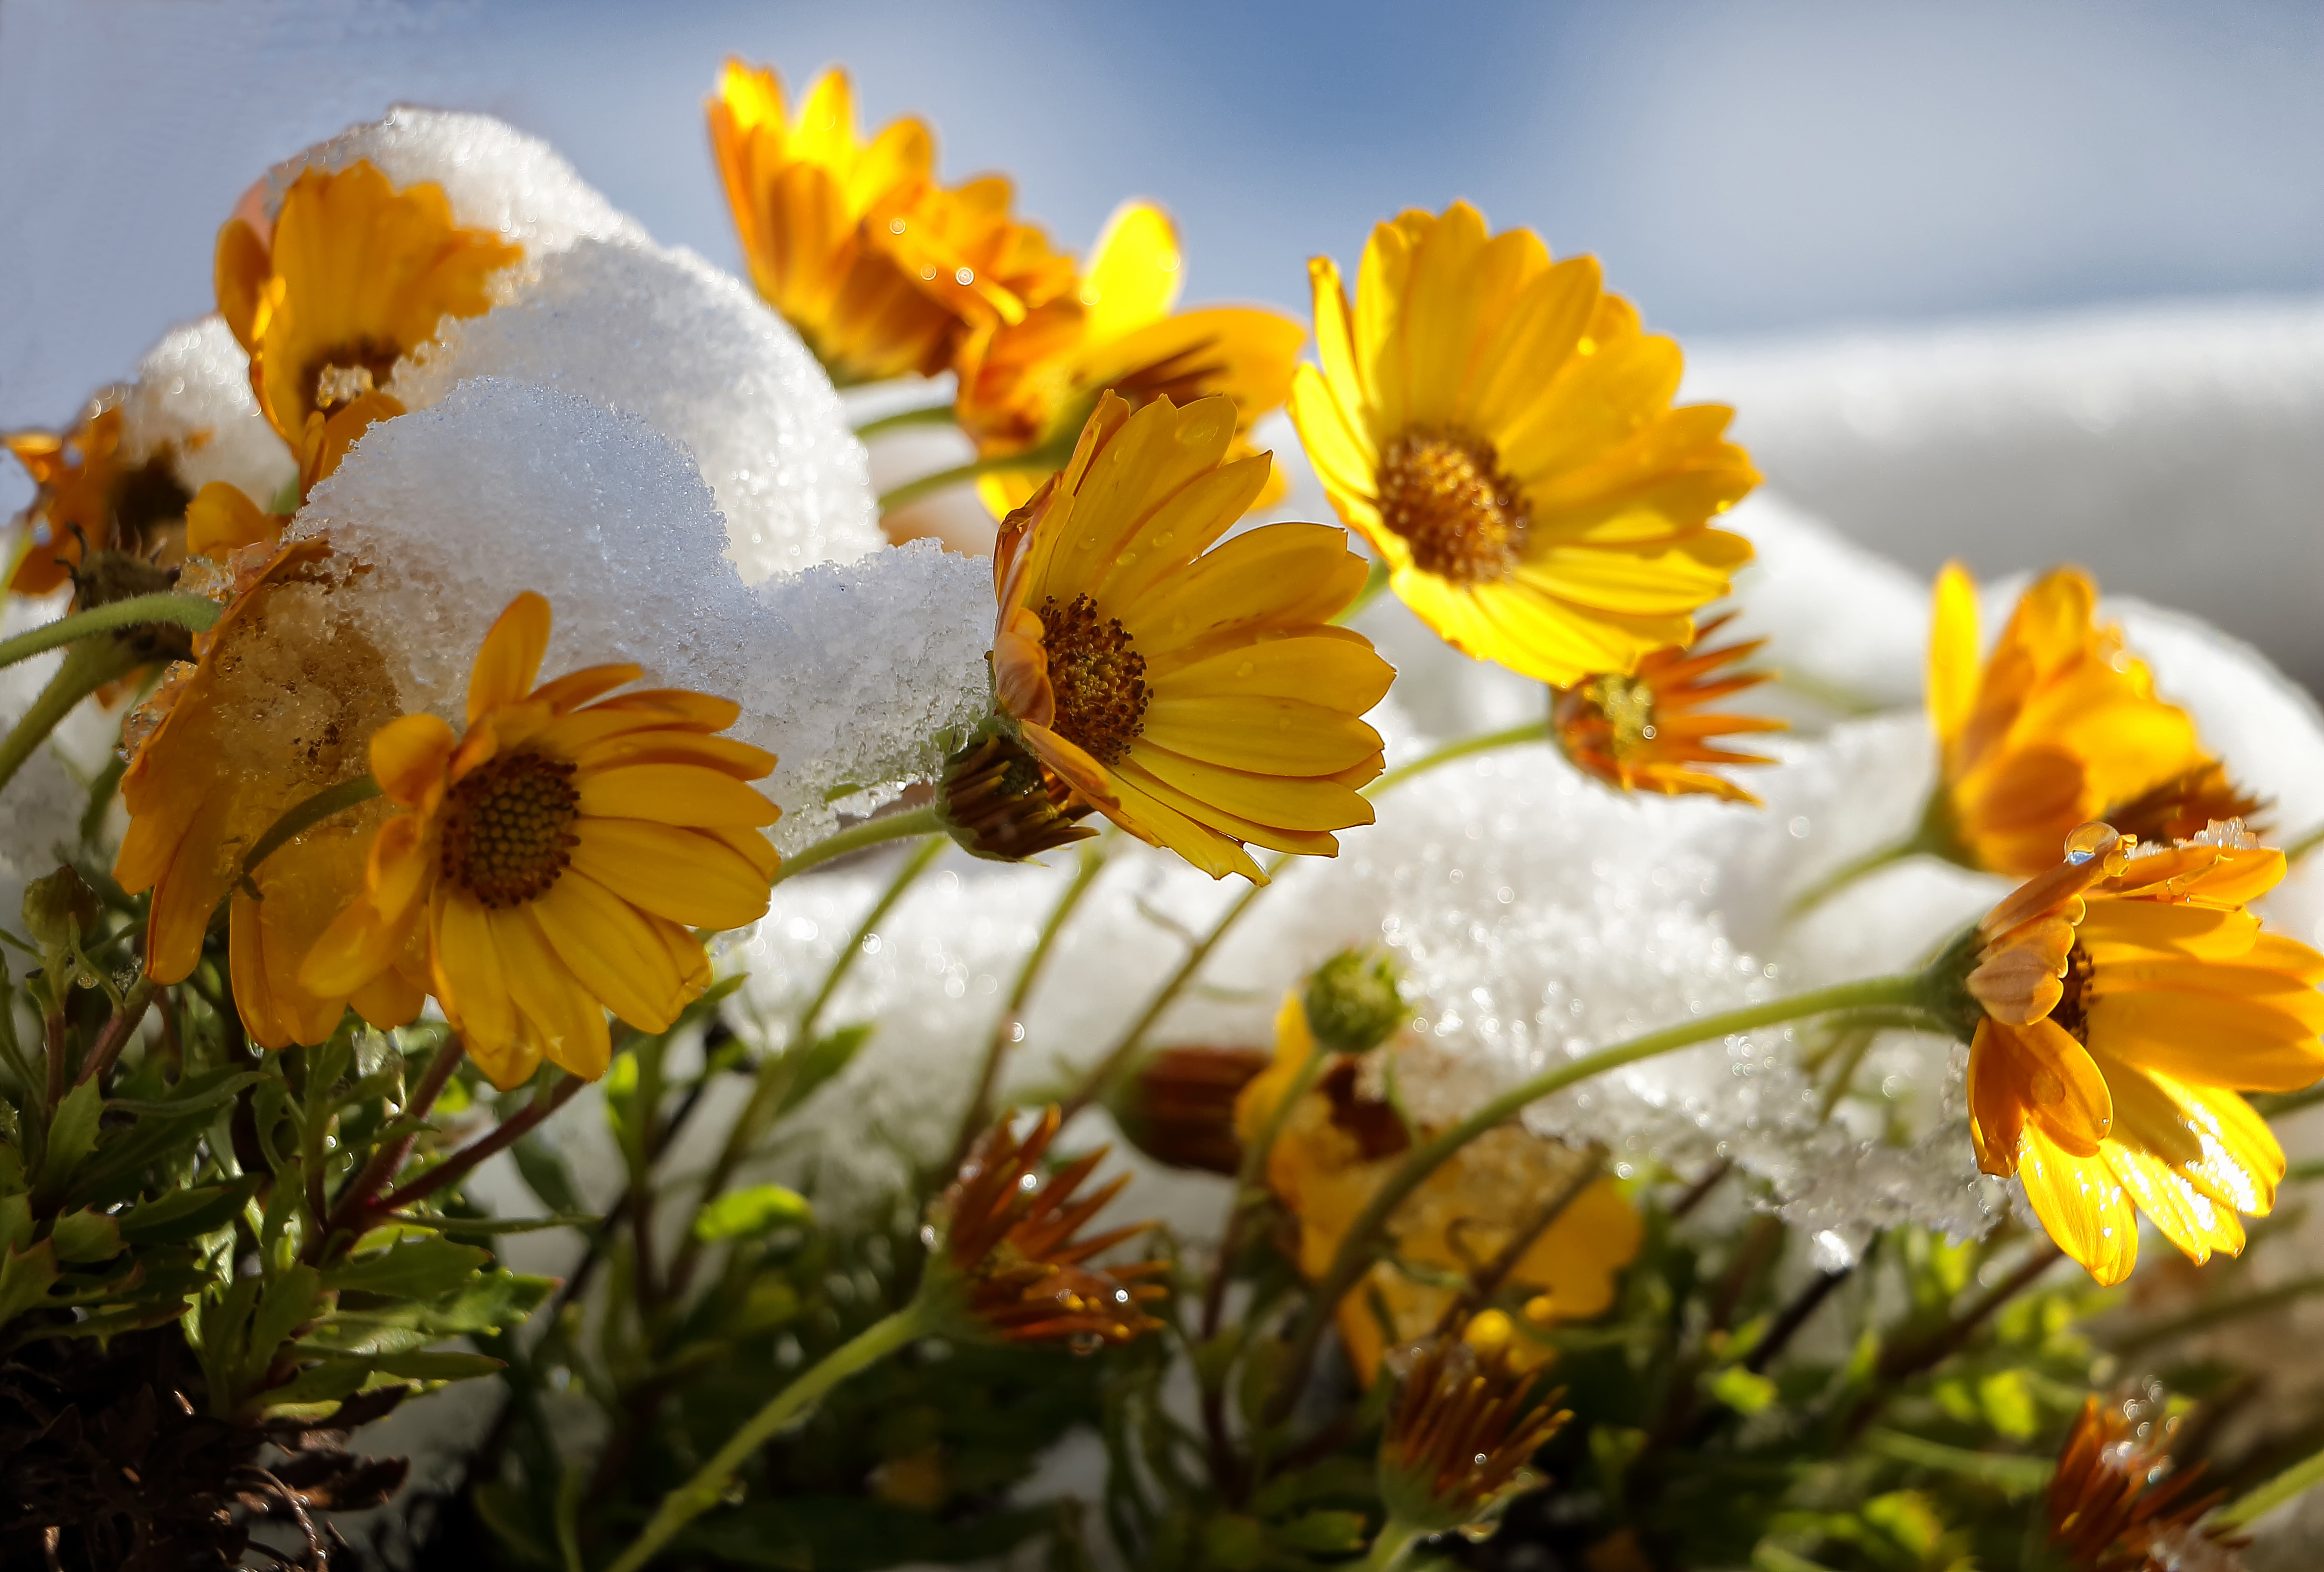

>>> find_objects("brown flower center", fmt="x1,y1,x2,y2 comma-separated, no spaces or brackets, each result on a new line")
1040,593,1148,766
1376,427,1530,584
440,750,581,908
2049,944,2096,1043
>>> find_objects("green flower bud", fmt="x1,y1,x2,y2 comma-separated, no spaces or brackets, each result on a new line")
1302,947,1404,1054
22,865,99,953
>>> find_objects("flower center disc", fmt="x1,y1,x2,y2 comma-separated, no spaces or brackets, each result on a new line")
303,337,404,413
1376,428,1530,584
1040,593,1148,766
1580,673,1659,761
441,750,581,908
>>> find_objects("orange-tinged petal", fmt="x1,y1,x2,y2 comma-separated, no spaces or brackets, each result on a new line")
184,482,278,558
370,714,459,808
530,870,698,1032
468,591,553,725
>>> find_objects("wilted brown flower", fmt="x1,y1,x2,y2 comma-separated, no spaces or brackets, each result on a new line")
2048,1390,2245,1572
1378,1312,1571,1537
2103,761,2269,849
928,1106,1165,1347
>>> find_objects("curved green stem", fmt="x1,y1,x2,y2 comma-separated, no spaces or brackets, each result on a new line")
0,637,143,798
776,804,946,884
853,401,959,441
1057,854,1285,1119
1366,722,1549,799
1356,1519,1424,1572
241,775,383,882
0,593,221,671
605,1304,929,1572
2284,819,2324,865
876,443,1072,513
947,836,1113,1175
2218,1436,2324,1530
1263,971,1933,1425
798,834,946,1046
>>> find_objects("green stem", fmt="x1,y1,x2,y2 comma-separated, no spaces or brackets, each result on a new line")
241,775,383,882
666,832,946,1300
1202,1027,1333,1339
2111,1274,2324,1356
2285,820,2324,865
1789,793,1963,918
1264,972,1933,1425
0,638,143,798
1057,855,1285,1119
1356,1519,1424,1572
0,593,221,671
852,402,959,441
605,1305,928,1572
876,444,1072,514
775,804,946,883
947,837,1112,1175
1365,722,1549,799
2217,1436,2324,1529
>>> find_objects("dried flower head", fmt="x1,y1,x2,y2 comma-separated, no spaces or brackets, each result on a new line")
926,1106,1165,1348
4,398,193,597
2049,1389,2245,1571
1379,1311,1571,1536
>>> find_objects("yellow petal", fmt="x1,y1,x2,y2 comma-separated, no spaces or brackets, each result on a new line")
567,817,775,931
530,870,699,1032
432,891,521,1062
1080,200,1183,344
468,592,553,725
576,762,781,827
370,714,459,808
2018,1123,2138,1286
493,907,613,1082
1139,694,1384,777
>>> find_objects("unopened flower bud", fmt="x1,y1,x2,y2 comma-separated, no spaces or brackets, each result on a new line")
936,729,1098,862
1302,947,1404,1054
23,865,99,952
1110,1045,1273,1174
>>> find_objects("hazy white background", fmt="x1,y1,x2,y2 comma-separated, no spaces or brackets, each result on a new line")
3,0,2322,674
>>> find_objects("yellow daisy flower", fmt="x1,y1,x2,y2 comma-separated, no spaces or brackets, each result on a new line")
1927,563,2262,876
1961,822,2320,1285
709,59,1071,388
216,159,519,490
1234,994,1642,1382
988,392,1392,882
299,592,781,1088
1290,202,1758,687
1551,614,1783,804
954,200,1305,518
5,399,194,595
115,541,412,1049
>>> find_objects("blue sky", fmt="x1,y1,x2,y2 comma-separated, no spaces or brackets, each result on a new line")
3,0,2322,429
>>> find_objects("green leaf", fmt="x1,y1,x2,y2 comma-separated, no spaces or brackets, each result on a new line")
693,1183,812,1242
1708,1364,1780,1416
105,1067,264,1118
48,1207,121,1264
427,1211,600,1237
118,1176,263,1245
320,1237,491,1300
510,1131,582,1215
0,1241,60,1331
35,1078,103,1199
244,1265,322,1374
777,1023,873,1118
299,1270,553,1354
1273,1510,1367,1553
368,1349,505,1381
0,1194,30,1253
259,1357,372,1409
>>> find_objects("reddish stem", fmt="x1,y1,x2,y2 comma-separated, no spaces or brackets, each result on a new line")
370,1072,587,1215
310,1038,467,1260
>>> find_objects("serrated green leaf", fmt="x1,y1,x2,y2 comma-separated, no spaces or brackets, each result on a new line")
260,1357,371,1409
105,1067,264,1118
117,1176,263,1245
48,1207,121,1264
320,1237,490,1300
693,1183,812,1242
35,1078,102,1199
244,1265,322,1376
0,1240,60,1331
